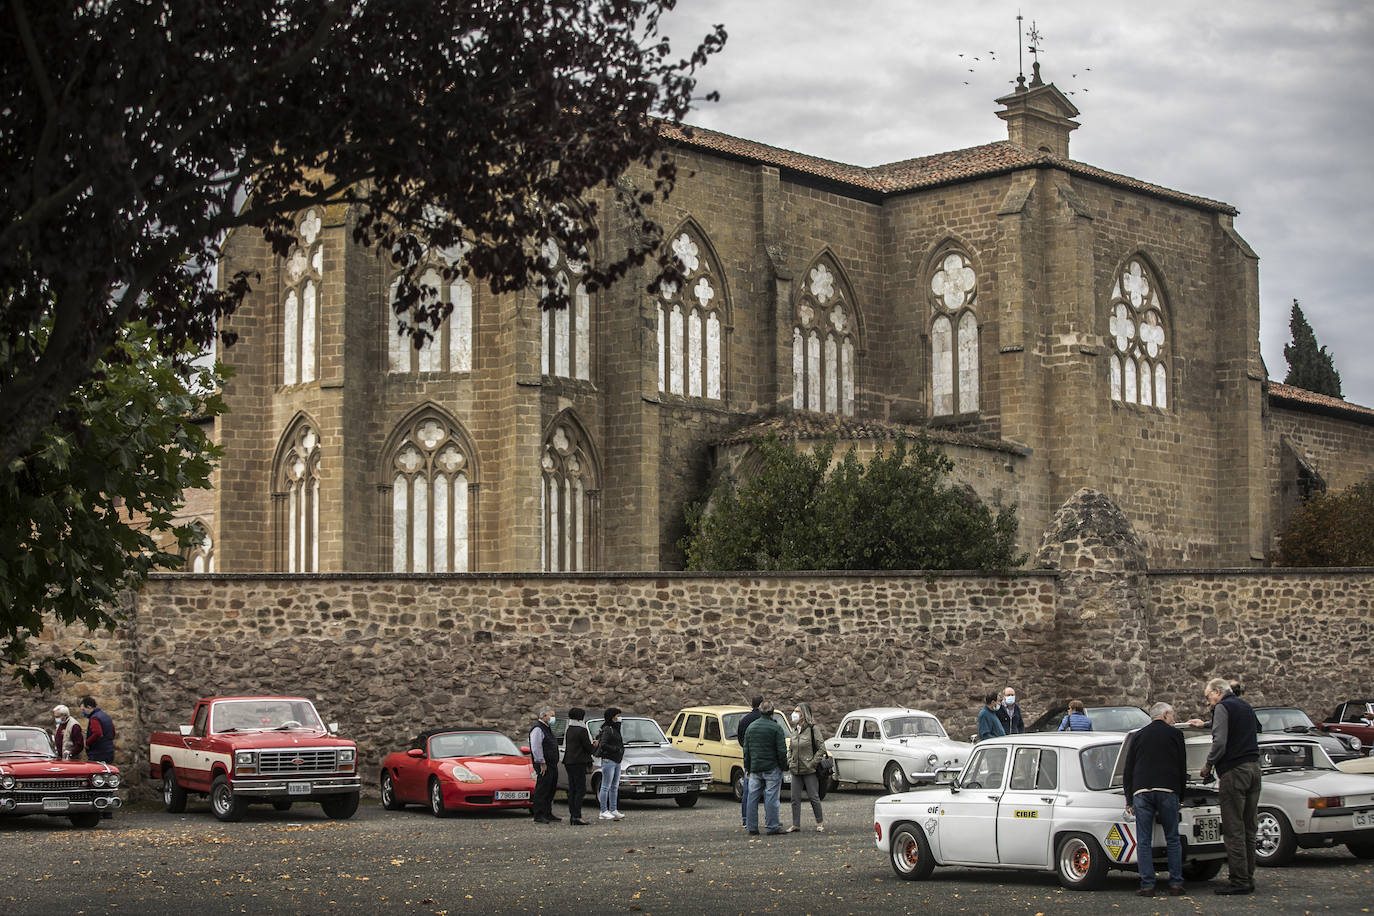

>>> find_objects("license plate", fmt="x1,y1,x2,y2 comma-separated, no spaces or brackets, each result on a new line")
288,781,312,796
657,785,687,795
1355,811,1373,829
1194,815,1222,843
494,790,530,801
42,797,69,812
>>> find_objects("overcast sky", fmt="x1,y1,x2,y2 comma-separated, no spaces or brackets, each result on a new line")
662,0,1374,406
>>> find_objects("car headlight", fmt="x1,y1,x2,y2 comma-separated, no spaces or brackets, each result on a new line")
107,773,121,789
91,773,107,788
926,753,939,769
624,765,649,776
0,775,13,790
339,748,356,764
234,750,257,768
693,763,711,775
448,764,483,784
1349,736,1363,751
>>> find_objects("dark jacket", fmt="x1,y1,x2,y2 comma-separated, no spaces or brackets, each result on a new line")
83,708,115,763
977,705,1006,742
736,708,762,746
996,703,1024,735
594,719,625,763
1207,694,1259,777
562,722,594,766
1123,719,1187,799
529,719,559,767
742,716,787,773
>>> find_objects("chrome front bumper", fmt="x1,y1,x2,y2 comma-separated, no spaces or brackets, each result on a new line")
229,775,361,796
0,794,123,814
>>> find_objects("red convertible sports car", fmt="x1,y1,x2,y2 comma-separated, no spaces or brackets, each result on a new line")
0,726,123,828
379,729,534,816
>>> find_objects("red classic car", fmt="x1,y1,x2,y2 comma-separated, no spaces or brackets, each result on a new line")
1319,700,1374,751
0,726,122,828
379,729,535,816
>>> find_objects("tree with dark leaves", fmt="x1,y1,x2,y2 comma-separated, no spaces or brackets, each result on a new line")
1282,299,1342,398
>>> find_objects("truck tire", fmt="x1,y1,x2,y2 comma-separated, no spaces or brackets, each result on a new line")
210,775,245,822
321,792,359,820
162,768,188,814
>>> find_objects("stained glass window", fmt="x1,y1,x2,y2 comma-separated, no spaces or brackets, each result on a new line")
1107,259,1169,409
929,250,979,416
792,258,857,416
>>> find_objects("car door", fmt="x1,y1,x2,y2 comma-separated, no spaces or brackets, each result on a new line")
827,717,862,783
395,737,427,802
938,745,1009,865
856,718,884,783
674,713,711,775
996,746,1058,866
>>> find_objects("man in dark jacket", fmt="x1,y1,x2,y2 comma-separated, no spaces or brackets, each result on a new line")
996,687,1025,735
528,706,561,824
1123,702,1188,897
561,707,593,826
1200,677,1261,895
742,702,788,835
79,696,115,763
735,696,763,828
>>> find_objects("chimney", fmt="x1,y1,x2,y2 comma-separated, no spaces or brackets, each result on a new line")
995,63,1080,158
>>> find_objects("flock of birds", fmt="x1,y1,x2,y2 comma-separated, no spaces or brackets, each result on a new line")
957,49,1093,97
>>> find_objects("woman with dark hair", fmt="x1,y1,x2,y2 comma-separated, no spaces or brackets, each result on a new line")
594,707,625,820
1058,700,1095,732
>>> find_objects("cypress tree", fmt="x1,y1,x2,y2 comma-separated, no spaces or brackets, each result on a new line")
1282,299,1343,398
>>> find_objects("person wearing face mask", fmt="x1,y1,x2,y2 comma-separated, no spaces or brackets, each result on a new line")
52,705,83,760
594,707,626,820
562,707,593,826
977,691,1006,742
785,702,826,833
528,706,561,824
996,687,1025,735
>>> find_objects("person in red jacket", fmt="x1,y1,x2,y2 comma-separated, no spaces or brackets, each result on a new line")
52,705,83,760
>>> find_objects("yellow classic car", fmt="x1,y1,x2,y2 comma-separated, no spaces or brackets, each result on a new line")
666,705,792,800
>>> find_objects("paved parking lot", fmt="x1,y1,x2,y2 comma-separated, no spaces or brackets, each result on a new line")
1,788,1370,915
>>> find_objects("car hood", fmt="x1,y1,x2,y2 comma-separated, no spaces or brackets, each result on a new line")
446,755,533,779
209,731,355,749
0,757,119,777
618,743,709,766
891,737,972,758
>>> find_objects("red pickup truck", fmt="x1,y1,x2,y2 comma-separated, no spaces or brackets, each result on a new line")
149,696,361,821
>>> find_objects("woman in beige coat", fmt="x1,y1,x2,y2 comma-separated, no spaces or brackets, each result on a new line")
786,701,826,832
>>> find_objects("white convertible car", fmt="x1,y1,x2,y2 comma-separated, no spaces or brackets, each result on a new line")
826,707,971,793
873,732,1226,890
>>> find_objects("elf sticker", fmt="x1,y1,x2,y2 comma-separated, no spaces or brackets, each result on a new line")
1103,823,1137,862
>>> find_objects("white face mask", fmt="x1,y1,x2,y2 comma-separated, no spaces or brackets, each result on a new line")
791,711,801,724
547,716,555,727
54,718,63,728
1004,695,1016,707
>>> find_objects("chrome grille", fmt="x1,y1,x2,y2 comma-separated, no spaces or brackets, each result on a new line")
16,789,100,802
258,749,337,773
17,778,87,790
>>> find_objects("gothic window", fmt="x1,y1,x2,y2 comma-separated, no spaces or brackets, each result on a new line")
273,422,321,572
539,239,591,381
929,250,979,416
657,227,725,400
186,521,214,573
540,417,599,571
282,208,323,386
1107,259,1169,409
386,264,473,374
386,414,473,572
792,257,856,415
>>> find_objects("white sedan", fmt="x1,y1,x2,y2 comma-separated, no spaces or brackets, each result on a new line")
873,732,1226,890
826,707,971,793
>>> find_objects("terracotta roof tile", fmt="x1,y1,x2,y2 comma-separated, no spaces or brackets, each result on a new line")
661,123,1236,215
1268,382,1374,424
713,413,1029,456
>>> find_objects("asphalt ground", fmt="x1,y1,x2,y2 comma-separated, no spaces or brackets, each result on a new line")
1,787,1371,915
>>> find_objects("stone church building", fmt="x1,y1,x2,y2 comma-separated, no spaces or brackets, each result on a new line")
201,73,1374,576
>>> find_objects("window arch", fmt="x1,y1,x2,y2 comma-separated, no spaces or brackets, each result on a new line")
792,253,859,416
273,419,321,572
540,413,599,571
185,521,214,573
928,248,980,416
386,262,473,375
383,409,478,572
658,223,727,400
1107,257,1170,409
282,208,323,386
539,238,591,381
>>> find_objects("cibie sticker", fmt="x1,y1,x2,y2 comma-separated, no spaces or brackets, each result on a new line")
1103,823,1137,862
1013,809,1039,819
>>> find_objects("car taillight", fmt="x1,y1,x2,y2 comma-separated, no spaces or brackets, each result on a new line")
1307,795,1342,809
874,822,882,841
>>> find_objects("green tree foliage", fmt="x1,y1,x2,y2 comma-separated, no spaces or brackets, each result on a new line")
0,322,226,688
1282,300,1343,398
682,435,1024,572
1274,478,1374,567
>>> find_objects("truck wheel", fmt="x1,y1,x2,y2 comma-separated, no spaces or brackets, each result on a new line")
162,768,188,814
889,823,936,880
380,771,405,810
69,812,101,829
884,762,910,794
210,775,245,822
674,791,700,808
272,801,293,812
1055,832,1108,890
1181,858,1223,881
1255,808,1297,866
321,792,359,820
428,778,450,818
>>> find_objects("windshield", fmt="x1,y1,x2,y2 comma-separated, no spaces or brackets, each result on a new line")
210,699,324,733
1081,742,1123,791
588,717,668,745
1087,707,1151,732
0,728,55,756
1256,708,1314,731
882,715,947,739
429,732,520,758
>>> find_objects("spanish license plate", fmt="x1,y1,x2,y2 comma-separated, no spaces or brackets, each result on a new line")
494,790,530,801
1194,815,1222,843
288,781,312,796
42,797,69,812
1354,811,1373,829
657,785,687,795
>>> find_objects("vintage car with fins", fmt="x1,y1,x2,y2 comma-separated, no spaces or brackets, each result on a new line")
0,726,122,828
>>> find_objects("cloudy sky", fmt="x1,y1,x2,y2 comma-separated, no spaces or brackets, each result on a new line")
662,0,1374,406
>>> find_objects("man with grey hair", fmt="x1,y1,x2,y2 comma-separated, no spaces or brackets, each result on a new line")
528,706,561,824
1200,677,1260,895
1122,701,1187,896
52,705,83,760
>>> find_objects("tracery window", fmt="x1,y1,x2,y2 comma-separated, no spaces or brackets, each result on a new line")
186,521,214,573
539,239,591,381
274,422,320,572
657,228,725,400
387,414,473,572
282,208,322,386
387,265,473,375
792,257,856,415
540,418,598,571
1107,259,1169,409
929,250,980,416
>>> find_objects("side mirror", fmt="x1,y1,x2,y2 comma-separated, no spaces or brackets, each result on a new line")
179,725,193,737
936,766,961,788
328,722,339,734
406,748,424,758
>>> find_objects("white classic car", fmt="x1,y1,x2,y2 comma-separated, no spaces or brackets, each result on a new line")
826,707,971,793
873,732,1226,890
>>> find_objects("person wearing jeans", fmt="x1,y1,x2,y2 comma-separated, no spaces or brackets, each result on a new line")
595,707,626,820
741,701,788,835
746,766,783,834
1123,702,1188,896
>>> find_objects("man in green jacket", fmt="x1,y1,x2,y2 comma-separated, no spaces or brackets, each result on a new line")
742,701,788,835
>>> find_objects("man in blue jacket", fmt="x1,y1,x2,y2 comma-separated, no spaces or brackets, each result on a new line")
80,696,115,763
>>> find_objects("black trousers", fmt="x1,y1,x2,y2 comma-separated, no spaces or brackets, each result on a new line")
564,763,587,820
532,763,558,819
